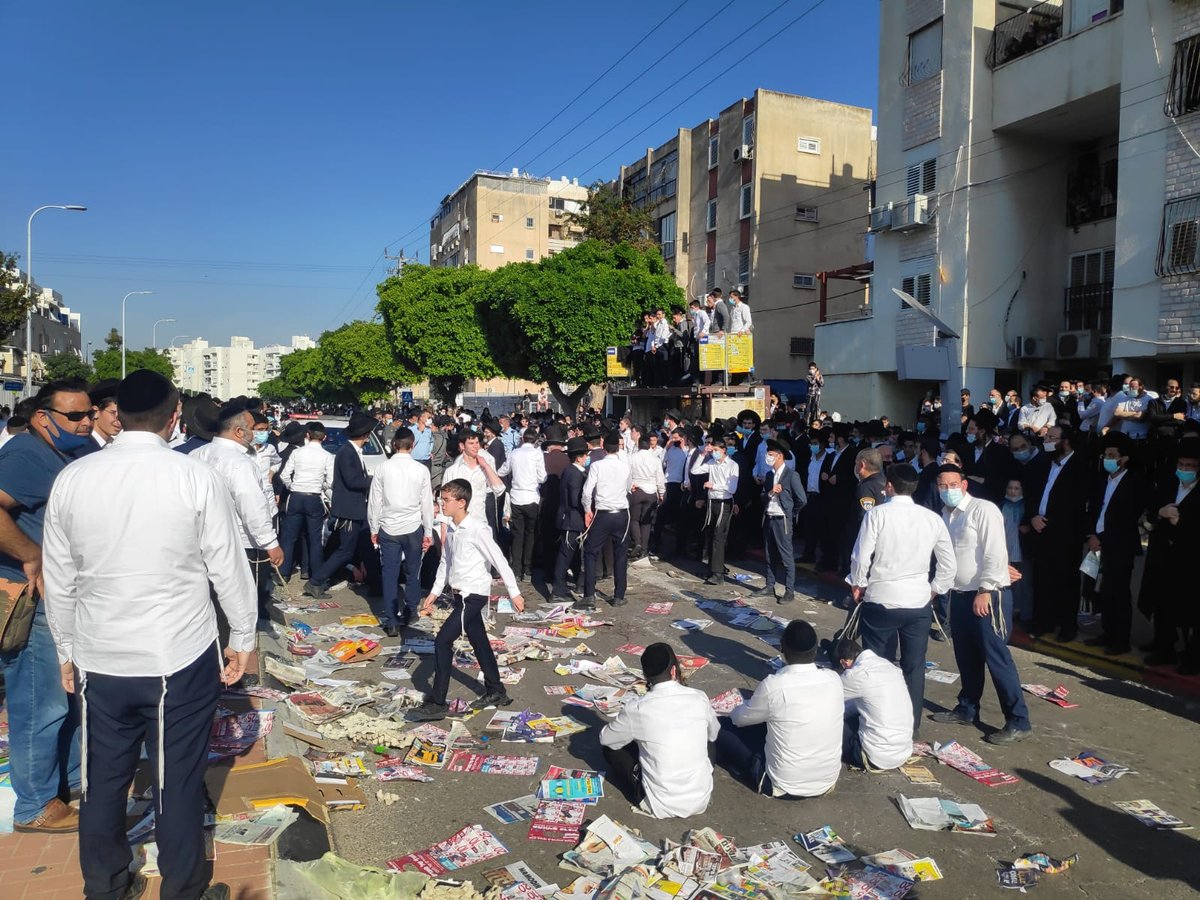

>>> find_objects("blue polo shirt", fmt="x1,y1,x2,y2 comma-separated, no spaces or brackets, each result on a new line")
0,434,66,581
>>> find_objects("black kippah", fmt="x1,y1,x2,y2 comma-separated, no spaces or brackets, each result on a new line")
116,370,173,414
782,620,817,656
640,642,676,679
217,402,250,426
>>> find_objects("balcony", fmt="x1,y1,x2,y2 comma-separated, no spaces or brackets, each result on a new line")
1066,157,1117,227
987,2,1063,69
1063,283,1113,332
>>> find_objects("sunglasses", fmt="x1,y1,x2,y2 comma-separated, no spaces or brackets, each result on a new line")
45,407,97,422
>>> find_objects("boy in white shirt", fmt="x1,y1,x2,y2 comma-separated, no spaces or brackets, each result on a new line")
835,639,913,770
702,437,740,585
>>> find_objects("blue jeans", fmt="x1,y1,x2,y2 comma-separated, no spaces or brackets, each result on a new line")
859,601,932,734
279,493,325,579
948,590,1031,730
842,713,866,767
380,527,424,625
0,606,81,823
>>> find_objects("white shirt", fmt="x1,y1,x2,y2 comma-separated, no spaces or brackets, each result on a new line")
730,663,843,798
839,649,913,770
599,680,720,818
850,496,956,608
193,437,280,551
663,445,688,484
91,430,113,449
1177,482,1197,505
1017,402,1055,433
943,493,1009,593
1078,395,1105,432
429,515,519,599
253,442,282,506
691,308,711,337
42,431,257,676
582,454,632,513
367,451,433,538
730,301,753,333
1114,392,1151,439
498,442,546,507
281,440,335,496
704,455,739,500
629,449,665,496
806,452,825,493
689,449,711,476
1037,450,1075,517
443,450,504,522
1095,468,1127,535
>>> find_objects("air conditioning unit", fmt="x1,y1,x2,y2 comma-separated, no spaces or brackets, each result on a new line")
892,194,933,232
868,204,893,233
1011,335,1044,359
733,144,754,162
1057,329,1100,359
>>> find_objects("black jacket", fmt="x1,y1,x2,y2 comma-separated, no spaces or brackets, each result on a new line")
557,463,587,532
966,439,1017,506
1087,468,1147,560
762,466,807,535
330,443,371,521
1024,451,1089,547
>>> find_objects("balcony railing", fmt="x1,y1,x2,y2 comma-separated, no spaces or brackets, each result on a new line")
1066,161,1117,227
1063,283,1113,332
986,2,1064,69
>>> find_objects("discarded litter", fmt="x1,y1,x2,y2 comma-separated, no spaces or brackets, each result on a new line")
1021,684,1079,708
924,669,960,684
213,804,298,845
671,619,713,632
897,796,996,835
483,795,541,825
645,602,674,614
933,740,1020,787
388,824,510,875
709,689,744,715
1049,750,1135,785
1113,800,1192,830
997,851,1079,890
793,825,857,864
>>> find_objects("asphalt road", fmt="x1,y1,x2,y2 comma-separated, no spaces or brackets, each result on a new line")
264,556,1200,899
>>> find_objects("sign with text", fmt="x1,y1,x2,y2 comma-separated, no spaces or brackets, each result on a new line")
605,347,630,378
698,335,726,371
727,334,754,374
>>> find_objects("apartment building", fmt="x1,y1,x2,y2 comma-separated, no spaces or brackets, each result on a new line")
169,334,314,398
429,170,589,270
815,0,1199,424
0,268,83,391
261,335,317,381
615,89,875,384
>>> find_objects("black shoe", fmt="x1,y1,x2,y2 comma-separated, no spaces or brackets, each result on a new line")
929,629,947,642
576,596,597,612
303,580,331,600
383,624,400,638
408,701,448,722
469,691,513,711
777,592,795,604
1104,644,1131,656
1145,651,1178,666
122,874,149,900
983,724,1032,746
610,596,628,607
201,885,231,900
929,709,977,726
703,576,721,586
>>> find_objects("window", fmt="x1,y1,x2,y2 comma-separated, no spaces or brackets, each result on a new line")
1067,247,1115,330
1165,34,1200,118
1069,248,1115,287
738,250,750,285
706,199,718,232
659,212,677,259
742,114,755,148
795,205,819,222
549,197,566,211
491,213,504,223
908,18,943,84
789,337,815,356
906,158,937,197
525,248,535,260
706,261,716,291
796,137,821,155
739,183,753,220
792,273,816,290
708,135,719,169
525,216,534,228
901,273,933,306
490,244,504,254
649,150,679,205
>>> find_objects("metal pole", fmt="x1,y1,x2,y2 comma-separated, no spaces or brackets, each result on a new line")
121,291,153,378
152,318,175,350
24,205,86,395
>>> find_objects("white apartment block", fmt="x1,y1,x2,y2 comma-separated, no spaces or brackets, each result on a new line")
169,335,314,398
816,0,1200,426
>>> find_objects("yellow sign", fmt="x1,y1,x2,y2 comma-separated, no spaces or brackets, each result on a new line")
698,335,726,371
727,334,754,373
605,346,630,378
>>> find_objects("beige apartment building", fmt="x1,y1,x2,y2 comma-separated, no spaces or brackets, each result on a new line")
615,89,876,385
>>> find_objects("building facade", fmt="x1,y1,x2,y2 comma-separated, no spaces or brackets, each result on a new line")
1,268,83,392
815,0,1198,425
168,334,314,398
615,89,875,384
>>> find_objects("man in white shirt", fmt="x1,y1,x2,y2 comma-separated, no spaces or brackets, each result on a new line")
442,430,505,524
728,290,753,334
249,411,282,510
409,478,525,721
1111,376,1152,440
193,404,284,625
42,371,255,900
580,432,632,611
1016,385,1056,437
835,639,913,770
930,465,1032,744
497,428,546,583
600,644,720,817
702,437,740,585
850,463,957,735
627,435,664,561
715,621,842,798
368,428,433,635
278,423,334,581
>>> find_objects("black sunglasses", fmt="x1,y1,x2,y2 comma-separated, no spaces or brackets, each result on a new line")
44,407,97,422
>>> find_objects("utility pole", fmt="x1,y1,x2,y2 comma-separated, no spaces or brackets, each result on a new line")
384,247,416,277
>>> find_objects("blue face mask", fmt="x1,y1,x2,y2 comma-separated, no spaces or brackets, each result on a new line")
916,422,926,434
253,430,270,446
1178,469,1197,485
809,443,821,455
42,416,94,458
1103,458,1120,474
737,426,751,436
1013,448,1033,463
965,433,977,445
939,487,964,508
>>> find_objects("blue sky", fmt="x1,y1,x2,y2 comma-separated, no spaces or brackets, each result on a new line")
4,0,879,352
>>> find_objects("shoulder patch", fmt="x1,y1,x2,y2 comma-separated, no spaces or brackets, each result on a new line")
859,497,876,511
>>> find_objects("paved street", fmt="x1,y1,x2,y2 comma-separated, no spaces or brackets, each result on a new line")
265,556,1200,899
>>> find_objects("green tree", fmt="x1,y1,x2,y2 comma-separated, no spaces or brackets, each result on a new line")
568,182,657,252
103,327,122,351
0,251,33,343
485,241,683,411
43,351,93,383
275,347,349,405
92,347,174,382
320,320,417,405
376,264,501,404
255,377,299,402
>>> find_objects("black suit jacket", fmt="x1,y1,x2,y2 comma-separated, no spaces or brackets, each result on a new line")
330,443,371,521
966,440,1017,506
557,463,587,531
1026,451,1089,547
1088,469,1147,560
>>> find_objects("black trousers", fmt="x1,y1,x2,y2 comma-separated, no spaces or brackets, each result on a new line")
1030,535,1082,635
313,518,379,591
584,510,629,600
650,483,682,553
628,491,657,552
246,548,273,620
600,742,645,805
679,490,706,557
432,594,502,703
705,498,734,577
79,644,221,900
508,502,540,578
1097,550,1135,650
553,529,582,596
801,491,824,562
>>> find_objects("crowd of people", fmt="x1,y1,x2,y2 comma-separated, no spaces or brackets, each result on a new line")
0,362,1197,894
624,288,756,388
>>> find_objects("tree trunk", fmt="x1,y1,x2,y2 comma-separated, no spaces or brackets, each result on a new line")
549,381,592,418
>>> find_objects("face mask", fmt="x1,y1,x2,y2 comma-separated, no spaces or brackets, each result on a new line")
1100,458,1120,474
737,426,751,436
1005,495,1023,505
1032,397,1044,407
713,450,726,461
42,416,94,457
990,398,1001,407
253,430,270,446
1178,469,1198,485
765,453,778,468
916,422,926,434
584,456,592,468
1013,448,1033,463
827,441,836,450
939,487,964,508
895,450,906,461
966,433,977,445
809,443,821,455
1044,441,1058,453
760,431,770,441
1059,391,1071,401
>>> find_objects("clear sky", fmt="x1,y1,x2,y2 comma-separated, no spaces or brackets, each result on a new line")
4,0,879,352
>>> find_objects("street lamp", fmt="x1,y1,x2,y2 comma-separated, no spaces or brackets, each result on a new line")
152,318,176,350
25,204,87,394
121,291,153,378
169,335,193,349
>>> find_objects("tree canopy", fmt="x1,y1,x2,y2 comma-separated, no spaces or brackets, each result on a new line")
568,182,658,252
43,352,93,383
0,251,32,343
92,346,174,382
320,320,417,404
